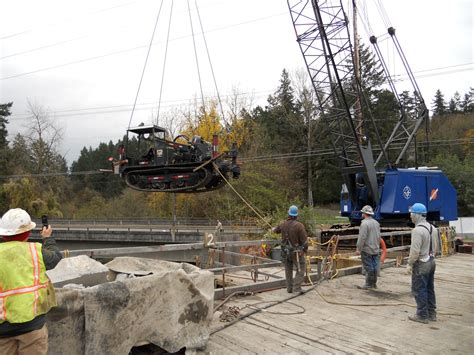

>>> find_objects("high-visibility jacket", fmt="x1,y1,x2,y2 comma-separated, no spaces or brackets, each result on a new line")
0,241,57,324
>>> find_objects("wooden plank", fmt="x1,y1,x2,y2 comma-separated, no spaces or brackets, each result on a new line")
203,254,474,354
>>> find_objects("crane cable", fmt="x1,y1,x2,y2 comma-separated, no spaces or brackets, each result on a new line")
187,0,206,118
194,0,228,129
127,0,165,129
156,0,175,124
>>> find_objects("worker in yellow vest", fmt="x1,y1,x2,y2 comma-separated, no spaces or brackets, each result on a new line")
0,208,62,354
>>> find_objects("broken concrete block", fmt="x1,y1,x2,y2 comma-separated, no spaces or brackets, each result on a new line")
46,255,109,288
47,288,86,355
46,257,214,355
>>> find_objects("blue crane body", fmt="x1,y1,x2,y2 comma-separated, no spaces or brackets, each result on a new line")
342,168,457,225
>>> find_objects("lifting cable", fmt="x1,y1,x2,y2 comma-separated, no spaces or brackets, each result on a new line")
156,0,175,124
374,0,391,29
194,0,228,128
212,162,273,229
127,0,165,129
187,0,206,117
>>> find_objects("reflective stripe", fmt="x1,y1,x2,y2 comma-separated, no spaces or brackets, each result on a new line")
29,243,40,315
0,283,48,298
0,298,4,321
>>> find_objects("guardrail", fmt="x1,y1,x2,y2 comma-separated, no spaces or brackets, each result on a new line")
32,217,260,227
36,226,263,234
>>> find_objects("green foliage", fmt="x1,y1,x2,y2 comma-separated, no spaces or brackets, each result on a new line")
431,89,447,116
0,103,12,175
71,141,125,198
1,71,472,221
420,113,474,160
430,153,474,216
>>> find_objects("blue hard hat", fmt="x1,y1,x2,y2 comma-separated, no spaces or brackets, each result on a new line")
288,205,298,217
409,203,427,214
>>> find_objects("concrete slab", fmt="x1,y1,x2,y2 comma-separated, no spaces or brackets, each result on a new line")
47,257,214,355
46,255,109,288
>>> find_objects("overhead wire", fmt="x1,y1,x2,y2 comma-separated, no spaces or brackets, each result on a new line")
0,1,138,41
0,11,288,81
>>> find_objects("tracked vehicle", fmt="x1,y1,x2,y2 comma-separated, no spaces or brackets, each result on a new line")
112,124,240,193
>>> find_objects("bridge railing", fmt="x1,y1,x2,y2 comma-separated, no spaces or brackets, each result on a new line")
32,217,260,228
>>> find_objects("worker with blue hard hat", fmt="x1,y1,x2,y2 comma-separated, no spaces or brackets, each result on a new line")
406,202,439,324
273,205,308,294
409,203,427,214
288,205,298,217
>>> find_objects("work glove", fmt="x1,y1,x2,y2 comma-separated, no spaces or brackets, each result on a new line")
406,265,412,275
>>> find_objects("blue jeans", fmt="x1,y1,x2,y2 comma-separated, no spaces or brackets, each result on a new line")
361,252,379,286
412,257,436,318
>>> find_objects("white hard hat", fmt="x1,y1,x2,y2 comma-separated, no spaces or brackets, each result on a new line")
0,208,36,236
361,205,374,215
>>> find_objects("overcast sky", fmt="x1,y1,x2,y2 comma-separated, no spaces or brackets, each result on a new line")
0,0,472,164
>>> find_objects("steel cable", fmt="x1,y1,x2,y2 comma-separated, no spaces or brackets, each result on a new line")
127,0,165,129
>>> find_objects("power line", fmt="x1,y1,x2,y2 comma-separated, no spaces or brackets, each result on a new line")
0,11,287,81
10,90,272,120
0,1,138,40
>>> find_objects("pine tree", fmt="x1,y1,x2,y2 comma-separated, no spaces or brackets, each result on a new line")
0,103,13,175
448,91,462,113
431,89,446,116
461,87,473,113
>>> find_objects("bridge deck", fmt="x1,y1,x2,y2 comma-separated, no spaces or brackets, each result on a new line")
205,254,473,354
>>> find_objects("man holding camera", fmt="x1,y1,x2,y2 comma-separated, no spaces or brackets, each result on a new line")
0,208,62,355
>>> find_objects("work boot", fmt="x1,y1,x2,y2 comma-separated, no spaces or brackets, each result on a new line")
287,288,293,294
428,313,437,322
408,314,429,324
357,284,374,290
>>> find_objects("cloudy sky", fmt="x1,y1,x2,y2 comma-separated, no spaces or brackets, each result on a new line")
0,0,472,164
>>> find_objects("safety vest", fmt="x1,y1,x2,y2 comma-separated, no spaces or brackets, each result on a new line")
0,241,57,324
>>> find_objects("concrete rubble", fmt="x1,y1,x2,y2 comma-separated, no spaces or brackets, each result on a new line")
46,256,214,354
46,255,109,288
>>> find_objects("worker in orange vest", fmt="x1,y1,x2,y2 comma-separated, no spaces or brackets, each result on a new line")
0,208,62,354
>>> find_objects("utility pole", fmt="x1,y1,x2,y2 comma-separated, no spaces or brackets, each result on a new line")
306,107,314,207
352,0,364,144
171,193,177,242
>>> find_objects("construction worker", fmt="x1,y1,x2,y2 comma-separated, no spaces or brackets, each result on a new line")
406,203,438,324
356,205,381,289
0,208,62,354
273,205,308,294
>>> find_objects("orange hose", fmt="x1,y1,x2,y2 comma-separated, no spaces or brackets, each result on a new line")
380,238,387,264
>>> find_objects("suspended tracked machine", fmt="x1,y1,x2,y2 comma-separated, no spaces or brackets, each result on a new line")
112,124,240,193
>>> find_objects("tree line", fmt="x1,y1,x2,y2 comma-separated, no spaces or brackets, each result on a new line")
1,48,473,222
